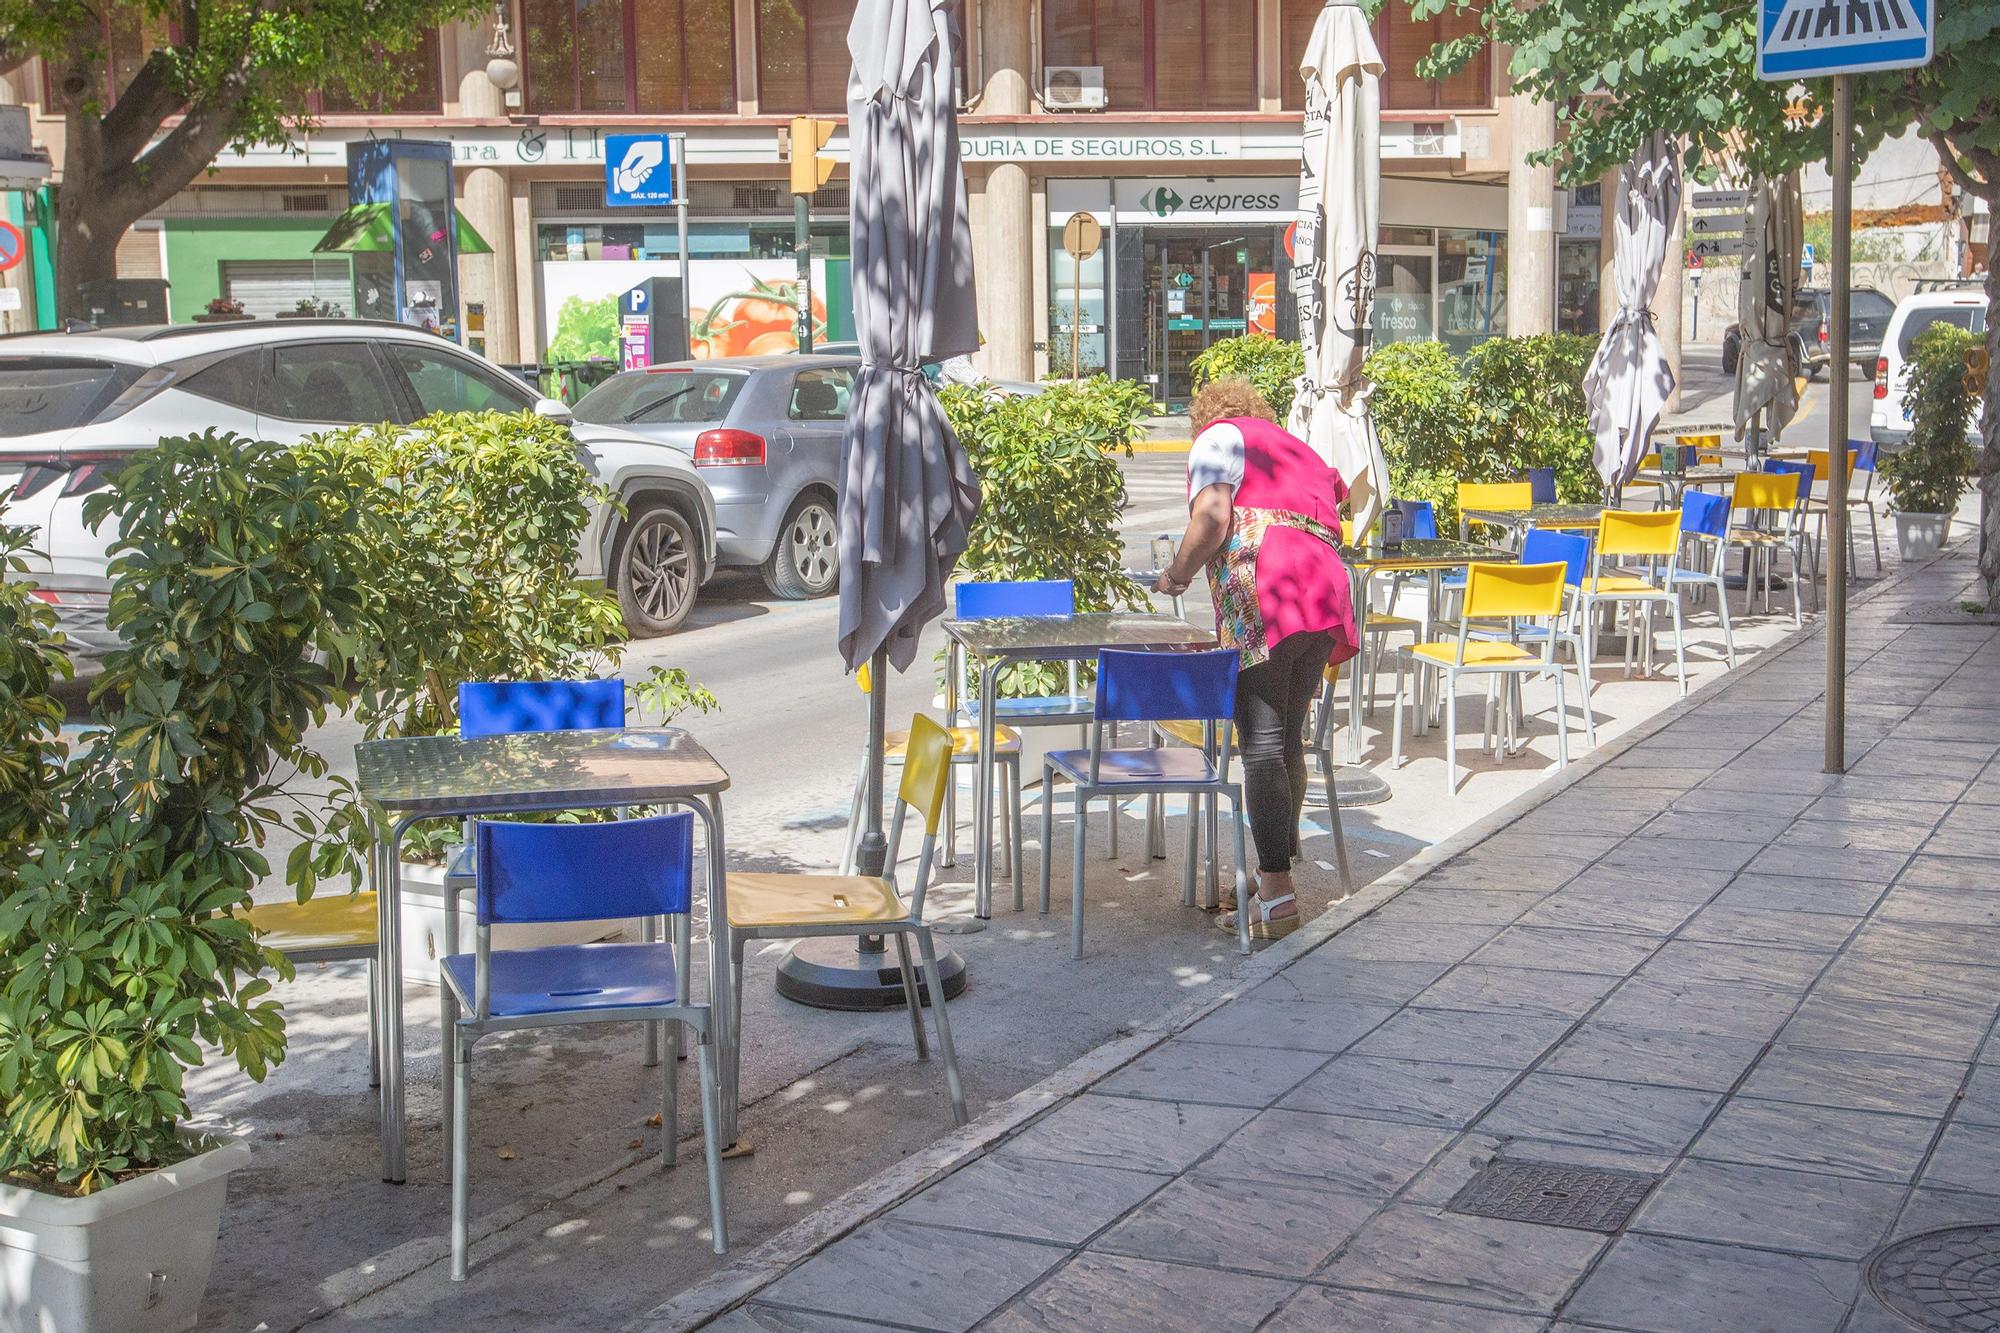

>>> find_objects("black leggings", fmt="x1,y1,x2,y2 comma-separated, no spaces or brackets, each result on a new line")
1233,629,1333,875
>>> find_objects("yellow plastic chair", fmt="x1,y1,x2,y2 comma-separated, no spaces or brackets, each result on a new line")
1456,481,1534,542
1725,470,1805,626
242,893,381,1087
1391,562,1576,794
1804,446,1870,575
729,715,967,1126
1577,509,1691,696
843,662,1024,906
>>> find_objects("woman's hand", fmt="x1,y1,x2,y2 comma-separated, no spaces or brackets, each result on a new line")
1155,569,1191,597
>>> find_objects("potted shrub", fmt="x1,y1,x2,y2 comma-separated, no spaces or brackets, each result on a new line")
276,296,342,320
191,296,246,324
0,432,374,1332
1882,323,1981,561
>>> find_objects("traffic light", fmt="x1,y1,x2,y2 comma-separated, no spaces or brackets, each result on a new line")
789,117,836,196
1966,345,1989,398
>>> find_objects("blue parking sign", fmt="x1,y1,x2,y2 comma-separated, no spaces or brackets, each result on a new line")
1758,0,1932,80
605,134,676,207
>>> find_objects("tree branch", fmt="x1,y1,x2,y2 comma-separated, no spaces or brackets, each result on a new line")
1928,130,1995,204
99,50,186,157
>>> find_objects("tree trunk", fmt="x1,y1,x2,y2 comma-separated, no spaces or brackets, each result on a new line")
53,193,127,325
1983,207,2000,606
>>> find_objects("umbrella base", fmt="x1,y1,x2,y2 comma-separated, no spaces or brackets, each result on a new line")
774,936,969,1011
1327,764,1392,807
1724,573,1790,591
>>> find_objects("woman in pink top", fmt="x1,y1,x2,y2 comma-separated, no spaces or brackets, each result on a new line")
1155,380,1360,939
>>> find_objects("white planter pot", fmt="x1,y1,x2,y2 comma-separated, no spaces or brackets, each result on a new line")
1895,511,1949,561
0,1136,250,1333
397,859,626,989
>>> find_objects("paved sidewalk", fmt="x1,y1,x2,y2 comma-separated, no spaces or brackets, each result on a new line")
660,549,2000,1333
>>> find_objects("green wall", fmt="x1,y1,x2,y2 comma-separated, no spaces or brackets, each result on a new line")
163,216,349,323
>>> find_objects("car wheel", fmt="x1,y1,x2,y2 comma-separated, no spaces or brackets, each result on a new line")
615,504,699,636
762,493,839,600
1722,343,1738,377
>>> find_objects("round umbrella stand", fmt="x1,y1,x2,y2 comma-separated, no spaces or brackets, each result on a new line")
1328,764,1392,806
775,936,969,1011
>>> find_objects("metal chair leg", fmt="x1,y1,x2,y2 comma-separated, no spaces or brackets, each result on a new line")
892,932,929,1060
1204,791,1220,907
1228,790,1251,956
1008,758,1026,912
915,930,967,1126
449,1037,472,1281
1443,671,1459,795
696,1036,728,1255
1071,789,1089,959
367,956,381,1091
1671,599,1688,696
1181,790,1200,908
642,914,660,1068
840,751,867,875
1039,765,1055,915
438,980,455,1141
1318,740,1353,892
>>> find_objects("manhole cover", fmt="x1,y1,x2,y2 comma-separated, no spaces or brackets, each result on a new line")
1867,1224,2000,1331
1446,1160,1657,1233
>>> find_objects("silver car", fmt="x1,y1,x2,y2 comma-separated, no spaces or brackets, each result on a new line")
572,354,854,599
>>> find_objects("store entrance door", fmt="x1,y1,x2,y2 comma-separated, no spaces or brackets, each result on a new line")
1138,230,1269,411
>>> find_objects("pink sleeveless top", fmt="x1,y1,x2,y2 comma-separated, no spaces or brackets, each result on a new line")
1197,417,1360,670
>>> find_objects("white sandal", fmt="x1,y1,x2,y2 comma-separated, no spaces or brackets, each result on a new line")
1215,892,1300,940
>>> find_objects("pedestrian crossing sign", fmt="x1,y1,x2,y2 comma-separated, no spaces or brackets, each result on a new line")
1758,0,1933,79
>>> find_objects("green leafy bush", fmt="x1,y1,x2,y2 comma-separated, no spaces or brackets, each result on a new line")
942,377,1151,697
1882,324,1980,515
1460,334,1602,505
0,518,68,869
1189,336,1305,422
0,432,374,1192
1365,340,1481,527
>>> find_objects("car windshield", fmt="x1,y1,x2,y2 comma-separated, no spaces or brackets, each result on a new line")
0,358,142,437
573,370,744,425
1899,307,1987,358
1853,290,1895,319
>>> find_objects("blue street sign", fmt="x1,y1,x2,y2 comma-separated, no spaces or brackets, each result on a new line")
1758,0,1933,80
604,134,676,207
1801,242,1817,272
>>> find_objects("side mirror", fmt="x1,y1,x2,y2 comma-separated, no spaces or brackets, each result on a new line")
533,396,574,423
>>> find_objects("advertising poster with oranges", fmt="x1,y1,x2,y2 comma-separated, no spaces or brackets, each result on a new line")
541,258,848,362
1248,273,1278,338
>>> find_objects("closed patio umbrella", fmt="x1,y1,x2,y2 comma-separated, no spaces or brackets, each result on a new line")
1285,0,1390,541
1585,133,1682,493
1733,173,1803,443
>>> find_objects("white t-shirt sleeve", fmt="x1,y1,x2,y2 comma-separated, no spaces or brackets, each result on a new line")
1186,422,1246,500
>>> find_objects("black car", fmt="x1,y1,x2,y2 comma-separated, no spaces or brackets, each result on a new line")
1721,286,1893,380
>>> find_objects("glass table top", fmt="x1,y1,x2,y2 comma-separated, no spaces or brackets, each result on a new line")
1346,538,1518,571
943,611,1216,657
1462,503,1607,528
354,727,730,817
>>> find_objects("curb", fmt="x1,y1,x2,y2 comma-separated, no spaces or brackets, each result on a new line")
631,544,1950,1333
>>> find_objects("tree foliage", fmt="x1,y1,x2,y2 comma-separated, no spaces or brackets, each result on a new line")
1882,323,1981,514
1189,336,1308,422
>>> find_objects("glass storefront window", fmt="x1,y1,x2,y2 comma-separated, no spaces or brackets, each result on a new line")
1041,0,1256,111
758,0,860,113
538,222,850,263
1558,238,1603,337
1438,228,1506,355
1048,228,1110,378
1111,226,1286,410
1279,0,1491,110
1373,252,1436,346
522,0,736,113
318,33,443,114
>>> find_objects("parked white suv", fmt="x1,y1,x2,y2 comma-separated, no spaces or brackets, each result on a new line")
1871,282,1987,447
0,319,715,658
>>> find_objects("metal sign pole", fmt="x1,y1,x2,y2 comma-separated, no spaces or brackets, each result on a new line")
674,133,692,360
1825,75,1853,773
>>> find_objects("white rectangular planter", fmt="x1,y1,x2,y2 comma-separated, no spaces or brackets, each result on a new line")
0,1137,250,1333
397,859,627,988
1895,511,1949,561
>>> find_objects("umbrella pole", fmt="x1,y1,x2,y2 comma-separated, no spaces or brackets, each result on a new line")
857,645,891,878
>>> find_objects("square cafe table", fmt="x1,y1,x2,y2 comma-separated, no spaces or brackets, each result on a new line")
1342,538,1517,763
941,611,1216,920
1460,503,1607,534
354,726,734,1182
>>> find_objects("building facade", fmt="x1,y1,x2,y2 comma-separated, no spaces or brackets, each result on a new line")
5,0,1616,404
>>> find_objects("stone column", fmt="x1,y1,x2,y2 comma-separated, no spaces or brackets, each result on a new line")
976,0,1034,380
1657,186,1685,412
455,24,519,363
1506,90,1556,336
1597,165,1619,334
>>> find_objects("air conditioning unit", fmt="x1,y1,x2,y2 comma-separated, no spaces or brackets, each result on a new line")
1043,66,1107,111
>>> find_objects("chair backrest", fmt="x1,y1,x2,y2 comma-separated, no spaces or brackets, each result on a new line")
1681,490,1731,540
1763,459,1815,504
1733,469,1800,514
896,714,955,837
1675,432,1724,462
1598,509,1682,559
954,579,1074,620
459,679,626,739
1520,529,1590,588
1393,499,1440,540
475,812,694,926
1458,481,1533,513
1525,467,1558,504
1462,562,1565,621
1853,439,1879,473
1095,649,1239,724
1806,448,1859,488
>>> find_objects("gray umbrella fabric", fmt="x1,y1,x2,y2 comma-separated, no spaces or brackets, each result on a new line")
838,0,981,675
1733,173,1803,440
1584,133,1681,492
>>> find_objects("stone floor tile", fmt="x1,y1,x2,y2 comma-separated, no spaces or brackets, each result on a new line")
1536,1022,1764,1093
1853,736,1998,776
755,1219,1066,1333
1894,852,2000,889
1801,795,1950,826
983,1252,1296,1333
1362,891,1543,928
1744,843,1910,882
1464,926,1661,976
1865,883,2000,929
1737,1045,1968,1119
1814,954,2000,1009
1634,809,1798,843
1632,940,1829,993
1425,853,1598,892
1513,889,1709,937
1848,920,2000,969
1826,771,1975,803
1949,1063,2000,1127
1669,786,1817,819
1094,1037,1329,1109
1410,965,1621,1020
1475,830,1627,860
1676,903,1859,952
1705,766,1840,796
1179,996,1400,1054
997,1095,1254,1175
1582,765,1713,793
1200,1109,1456,1197
1889,1184,2000,1237
1844,1292,1932,1333
1277,1055,1518,1129
1474,1074,1722,1155
1600,836,1762,875
1564,861,1740,897
1269,956,1452,1007
1775,818,1936,853
1265,1284,1544,1332
1590,976,1798,1042
1091,1173,1378,1277
1918,1120,2000,1195
710,1306,894,1332
1781,992,1994,1062
1925,807,2000,858
1313,920,1506,965
1711,874,1887,916
1631,1158,1902,1259
1690,1097,1937,1182
1562,1233,1859,1333
1511,804,1661,838
1317,1205,1606,1315
890,1153,1169,1246
1350,1008,1574,1070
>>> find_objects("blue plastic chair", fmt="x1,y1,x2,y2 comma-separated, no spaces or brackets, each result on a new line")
950,579,1091,724
1762,460,1821,607
1849,439,1883,575
1457,529,1598,757
1392,499,1441,540
440,813,725,1279
1040,650,1250,958
458,679,625,738
1525,467,1558,504
1669,491,1737,668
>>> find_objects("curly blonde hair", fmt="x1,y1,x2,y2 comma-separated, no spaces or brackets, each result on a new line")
1189,378,1276,438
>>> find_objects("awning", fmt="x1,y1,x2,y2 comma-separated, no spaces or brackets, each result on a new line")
312,203,493,256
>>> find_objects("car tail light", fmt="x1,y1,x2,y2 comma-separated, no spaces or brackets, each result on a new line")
1874,357,1889,400
7,450,131,500
693,429,766,467
1818,320,1829,345
8,456,64,500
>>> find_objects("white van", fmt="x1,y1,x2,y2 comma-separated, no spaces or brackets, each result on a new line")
1870,281,1987,447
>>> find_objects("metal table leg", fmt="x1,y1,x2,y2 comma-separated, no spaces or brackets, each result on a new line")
378,814,416,1184
697,794,738,1149
973,660,1001,919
